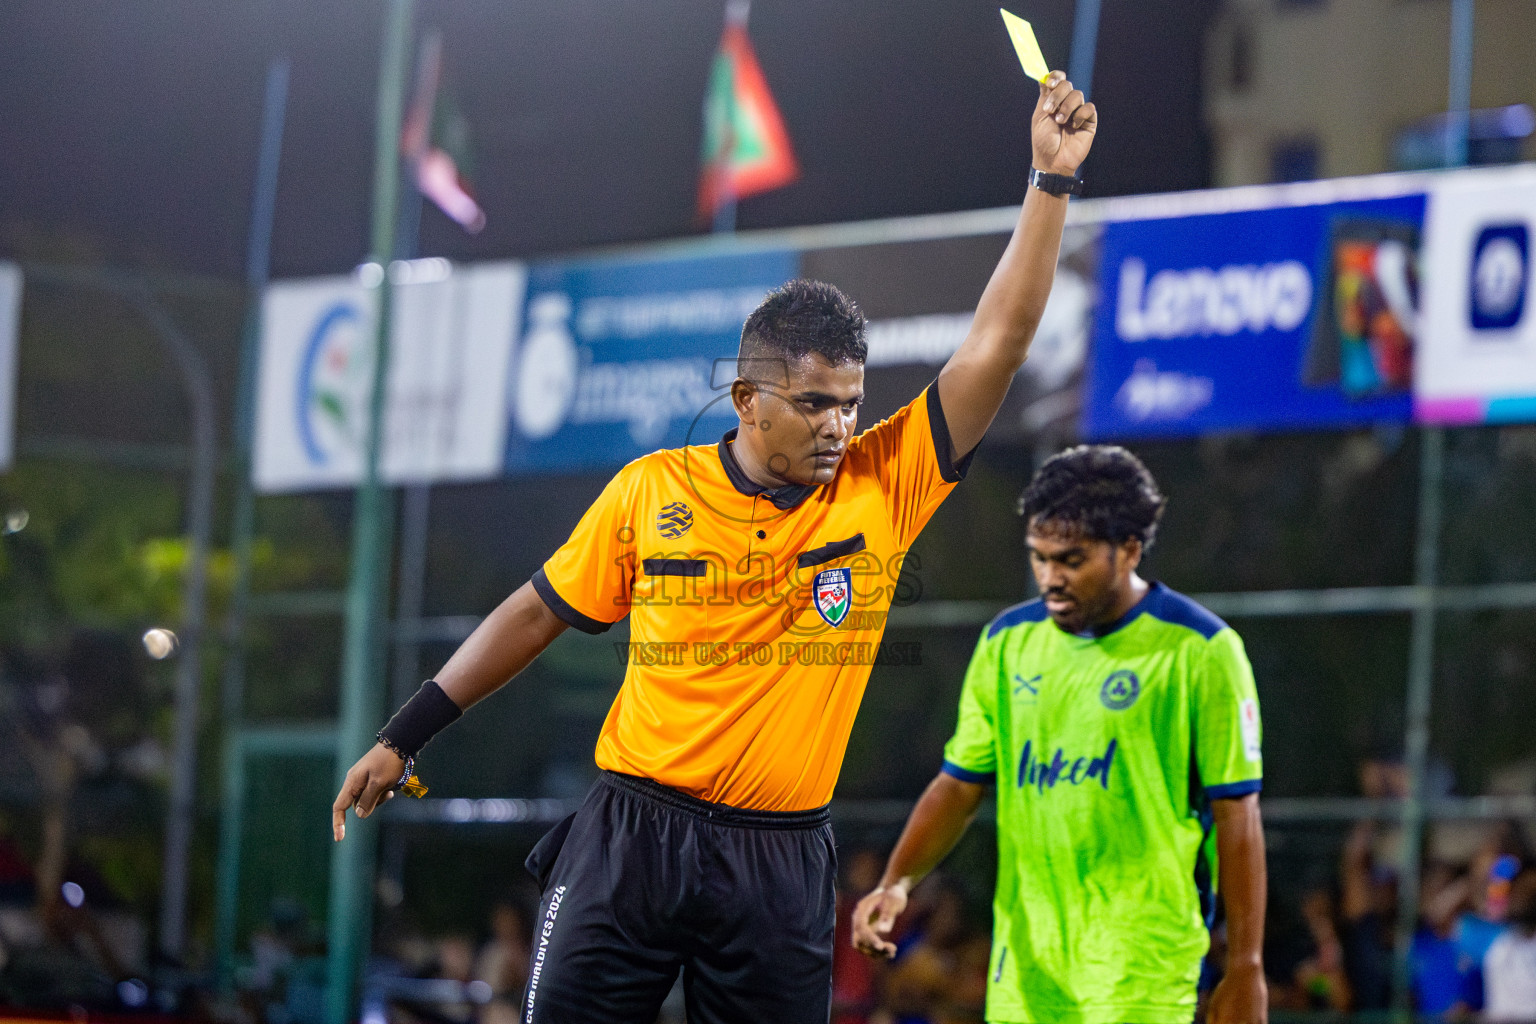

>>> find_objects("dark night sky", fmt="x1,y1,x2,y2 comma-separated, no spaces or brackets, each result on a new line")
0,0,1218,281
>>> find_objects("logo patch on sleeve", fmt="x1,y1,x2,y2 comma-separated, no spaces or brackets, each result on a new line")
813,567,853,627
1239,698,1262,761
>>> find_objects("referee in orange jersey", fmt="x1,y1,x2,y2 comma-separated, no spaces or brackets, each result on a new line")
335,71,1097,1024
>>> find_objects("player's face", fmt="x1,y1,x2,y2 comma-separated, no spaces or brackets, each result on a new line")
1026,522,1140,633
739,354,865,486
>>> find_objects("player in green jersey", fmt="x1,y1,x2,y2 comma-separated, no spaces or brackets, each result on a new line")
853,445,1267,1024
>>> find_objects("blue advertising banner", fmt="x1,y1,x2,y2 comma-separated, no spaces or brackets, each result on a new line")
1084,193,1425,439
505,249,798,475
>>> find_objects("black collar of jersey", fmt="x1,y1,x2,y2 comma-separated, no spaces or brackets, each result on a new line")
717,429,818,510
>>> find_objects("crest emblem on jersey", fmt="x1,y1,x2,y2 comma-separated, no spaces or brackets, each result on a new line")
656,501,693,539
813,568,853,628
1100,669,1140,711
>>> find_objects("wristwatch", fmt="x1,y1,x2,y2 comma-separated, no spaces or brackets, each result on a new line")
1029,167,1083,197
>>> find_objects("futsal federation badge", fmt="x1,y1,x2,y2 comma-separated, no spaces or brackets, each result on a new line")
813,568,853,628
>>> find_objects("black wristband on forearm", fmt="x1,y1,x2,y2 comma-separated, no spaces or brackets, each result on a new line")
378,680,463,758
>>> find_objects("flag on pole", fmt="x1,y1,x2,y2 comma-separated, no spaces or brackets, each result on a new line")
697,2,799,223
402,31,487,234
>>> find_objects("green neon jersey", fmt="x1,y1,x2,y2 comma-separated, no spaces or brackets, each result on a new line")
941,582,1262,1024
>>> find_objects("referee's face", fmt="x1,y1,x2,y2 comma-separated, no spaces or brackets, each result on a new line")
735,354,865,487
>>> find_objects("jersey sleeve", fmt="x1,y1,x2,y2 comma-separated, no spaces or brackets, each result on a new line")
532,463,639,634
849,381,973,548
1194,629,1263,799
941,631,1000,784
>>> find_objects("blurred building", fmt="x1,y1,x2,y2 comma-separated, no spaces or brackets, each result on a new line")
1204,0,1536,185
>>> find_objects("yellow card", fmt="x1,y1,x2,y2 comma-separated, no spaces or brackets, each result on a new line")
1000,9,1051,83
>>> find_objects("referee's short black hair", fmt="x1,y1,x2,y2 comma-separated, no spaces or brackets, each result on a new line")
739,279,867,371
1018,445,1167,550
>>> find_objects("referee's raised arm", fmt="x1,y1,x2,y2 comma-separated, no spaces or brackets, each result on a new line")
331,581,567,840
937,69,1097,460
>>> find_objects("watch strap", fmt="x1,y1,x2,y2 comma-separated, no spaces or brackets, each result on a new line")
1029,167,1083,197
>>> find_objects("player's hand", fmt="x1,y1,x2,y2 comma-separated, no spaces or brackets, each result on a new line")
1208,961,1268,1024
331,743,404,841
851,883,908,959
1032,70,1097,177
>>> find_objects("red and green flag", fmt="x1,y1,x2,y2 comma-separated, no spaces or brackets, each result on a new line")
402,31,486,234
697,6,799,222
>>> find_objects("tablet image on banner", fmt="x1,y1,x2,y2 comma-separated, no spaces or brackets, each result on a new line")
1302,219,1419,399
1084,193,1423,439
504,249,797,476
1416,166,1536,425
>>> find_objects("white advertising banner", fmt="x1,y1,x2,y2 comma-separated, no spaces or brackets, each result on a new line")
0,263,18,472
1416,165,1536,424
253,260,525,493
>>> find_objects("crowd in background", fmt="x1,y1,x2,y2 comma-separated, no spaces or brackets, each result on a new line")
5,752,1536,1022
347,816,1536,1024
349,758,1536,1024
1262,756,1536,1021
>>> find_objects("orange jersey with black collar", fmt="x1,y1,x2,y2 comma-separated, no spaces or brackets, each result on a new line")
532,383,969,811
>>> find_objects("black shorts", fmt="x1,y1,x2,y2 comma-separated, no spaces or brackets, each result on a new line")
518,770,837,1024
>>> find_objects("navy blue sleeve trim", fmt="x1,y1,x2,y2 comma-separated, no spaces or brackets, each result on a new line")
1205,778,1263,800
985,598,1049,639
1146,585,1228,640
925,381,975,484
532,568,615,635
941,760,994,785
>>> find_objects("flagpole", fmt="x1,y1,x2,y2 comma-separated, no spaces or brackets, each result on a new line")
711,0,750,234
212,55,289,992
1068,0,1102,99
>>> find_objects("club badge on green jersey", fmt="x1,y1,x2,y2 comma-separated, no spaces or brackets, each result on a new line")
1099,669,1140,710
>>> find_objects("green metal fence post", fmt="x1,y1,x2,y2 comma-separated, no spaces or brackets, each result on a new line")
1391,427,1447,1018
325,2,413,1022
214,55,289,992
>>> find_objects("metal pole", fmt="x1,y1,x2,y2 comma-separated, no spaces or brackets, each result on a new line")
390,51,429,715
390,486,430,708
1445,0,1474,167
1390,427,1446,1017
326,2,413,1022
214,56,289,990
137,289,217,962
1391,9,1472,1006
710,0,749,234
380,164,430,903
1067,0,1103,99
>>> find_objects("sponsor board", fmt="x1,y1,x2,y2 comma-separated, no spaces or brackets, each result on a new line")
1416,166,1536,425
505,250,796,475
253,261,525,492
1085,194,1423,438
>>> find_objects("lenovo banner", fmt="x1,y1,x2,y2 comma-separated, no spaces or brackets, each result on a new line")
1084,192,1425,439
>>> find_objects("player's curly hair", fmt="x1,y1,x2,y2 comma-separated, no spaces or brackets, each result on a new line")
1017,445,1167,550
739,279,867,371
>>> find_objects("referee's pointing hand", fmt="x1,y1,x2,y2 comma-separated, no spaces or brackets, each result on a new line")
851,883,909,959
332,743,404,841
